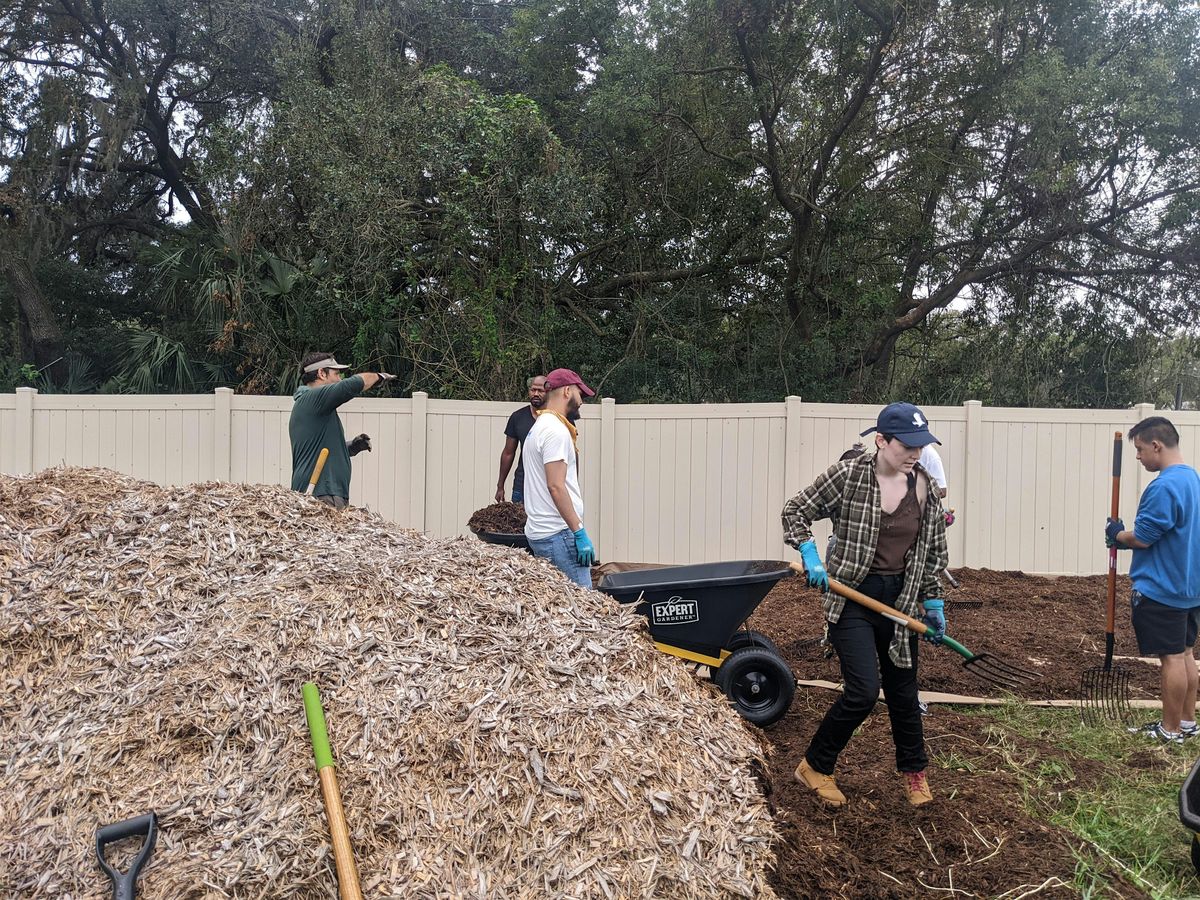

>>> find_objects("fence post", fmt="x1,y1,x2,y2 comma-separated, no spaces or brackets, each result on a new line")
1133,402,1156,500
599,397,617,559
411,391,428,532
962,400,984,567
784,395,803,499
14,387,36,473
213,388,233,481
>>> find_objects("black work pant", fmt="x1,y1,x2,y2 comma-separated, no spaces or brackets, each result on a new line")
805,573,928,774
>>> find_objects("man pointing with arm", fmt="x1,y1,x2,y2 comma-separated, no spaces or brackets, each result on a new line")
289,351,393,508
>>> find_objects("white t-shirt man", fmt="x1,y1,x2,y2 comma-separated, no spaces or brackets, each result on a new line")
522,412,584,540
919,445,947,494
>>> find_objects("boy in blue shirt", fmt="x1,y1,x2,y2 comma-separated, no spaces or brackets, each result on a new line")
1106,416,1200,743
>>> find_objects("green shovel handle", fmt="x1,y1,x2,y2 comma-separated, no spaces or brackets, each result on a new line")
302,682,335,771
938,635,973,661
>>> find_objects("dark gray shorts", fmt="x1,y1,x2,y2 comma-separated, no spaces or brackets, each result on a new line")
314,494,348,509
1130,591,1200,656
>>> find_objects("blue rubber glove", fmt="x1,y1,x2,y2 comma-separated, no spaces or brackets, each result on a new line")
573,527,595,567
921,599,946,644
798,540,829,590
1105,517,1129,550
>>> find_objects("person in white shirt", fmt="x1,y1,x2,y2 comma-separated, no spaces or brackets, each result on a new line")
522,368,596,588
918,445,947,499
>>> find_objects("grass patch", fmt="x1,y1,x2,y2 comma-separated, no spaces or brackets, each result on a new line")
959,703,1199,899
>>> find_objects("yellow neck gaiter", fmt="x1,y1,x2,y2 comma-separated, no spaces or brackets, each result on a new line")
537,409,579,456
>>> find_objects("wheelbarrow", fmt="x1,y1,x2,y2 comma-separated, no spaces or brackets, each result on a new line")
597,560,796,727
471,527,531,553
1179,756,1200,876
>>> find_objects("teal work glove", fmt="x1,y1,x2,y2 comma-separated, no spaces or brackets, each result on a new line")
573,527,595,567
921,599,946,644
1105,517,1130,550
798,540,829,590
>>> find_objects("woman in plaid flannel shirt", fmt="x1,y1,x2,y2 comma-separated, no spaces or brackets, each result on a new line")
782,403,949,808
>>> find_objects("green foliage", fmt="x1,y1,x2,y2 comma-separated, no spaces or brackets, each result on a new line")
0,0,1197,403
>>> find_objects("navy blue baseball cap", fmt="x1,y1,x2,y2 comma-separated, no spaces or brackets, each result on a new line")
860,402,940,447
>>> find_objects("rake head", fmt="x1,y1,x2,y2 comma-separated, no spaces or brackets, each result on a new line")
962,652,1040,690
794,636,830,659
949,596,985,610
1079,664,1132,725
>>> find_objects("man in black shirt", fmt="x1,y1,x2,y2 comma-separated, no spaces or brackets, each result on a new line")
495,375,547,503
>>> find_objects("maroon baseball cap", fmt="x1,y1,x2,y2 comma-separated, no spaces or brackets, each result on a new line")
544,368,595,397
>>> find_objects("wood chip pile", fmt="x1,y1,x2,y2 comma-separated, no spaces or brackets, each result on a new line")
0,468,777,898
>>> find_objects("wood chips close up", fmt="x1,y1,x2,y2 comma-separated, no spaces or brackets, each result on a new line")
0,468,777,899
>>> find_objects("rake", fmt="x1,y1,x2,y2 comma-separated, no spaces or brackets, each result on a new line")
1080,431,1132,724
941,568,985,609
794,635,830,659
788,564,1038,689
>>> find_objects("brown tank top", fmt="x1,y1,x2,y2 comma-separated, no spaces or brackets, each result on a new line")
870,472,921,575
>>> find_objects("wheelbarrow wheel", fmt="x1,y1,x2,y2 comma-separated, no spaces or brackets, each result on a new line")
710,631,781,682
728,630,780,654
716,647,795,727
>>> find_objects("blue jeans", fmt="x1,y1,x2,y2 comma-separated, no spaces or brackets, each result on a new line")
528,528,592,589
511,487,524,503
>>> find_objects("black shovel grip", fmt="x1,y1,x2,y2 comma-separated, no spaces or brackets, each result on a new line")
96,811,157,900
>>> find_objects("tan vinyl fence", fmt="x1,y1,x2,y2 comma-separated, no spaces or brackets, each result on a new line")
3,387,1199,574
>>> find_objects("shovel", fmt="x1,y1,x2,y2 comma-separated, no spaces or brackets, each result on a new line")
305,447,330,496
788,563,1037,689
95,811,157,900
1080,431,1132,723
303,682,364,900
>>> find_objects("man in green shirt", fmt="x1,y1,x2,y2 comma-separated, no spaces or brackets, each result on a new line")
289,352,393,506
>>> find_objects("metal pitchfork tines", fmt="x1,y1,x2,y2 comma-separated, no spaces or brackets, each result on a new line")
1080,662,1131,725
1080,431,1132,724
801,569,1039,690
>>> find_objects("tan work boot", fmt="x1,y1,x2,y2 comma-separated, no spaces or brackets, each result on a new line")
795,759,846,807
902,770,933,806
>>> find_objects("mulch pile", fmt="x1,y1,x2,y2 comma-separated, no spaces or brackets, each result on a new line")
752,567,1161,700
1,469,777,898
467,501,527,534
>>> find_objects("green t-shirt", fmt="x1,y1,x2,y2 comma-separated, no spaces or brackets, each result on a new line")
289,375,365,499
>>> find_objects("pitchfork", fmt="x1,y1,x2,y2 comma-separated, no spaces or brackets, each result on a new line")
788,563,1037,689
1079,431,1132,724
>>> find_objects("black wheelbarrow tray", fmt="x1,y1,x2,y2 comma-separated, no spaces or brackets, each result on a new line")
471,527,530,551
1179,756,1200,875
597,560,796,727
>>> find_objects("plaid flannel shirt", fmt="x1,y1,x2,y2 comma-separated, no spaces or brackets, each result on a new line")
781,452,948,668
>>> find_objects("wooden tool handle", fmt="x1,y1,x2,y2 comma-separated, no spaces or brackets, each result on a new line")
787,562,929,634
319,767,363,900
306,447,330,496
303,683,363,900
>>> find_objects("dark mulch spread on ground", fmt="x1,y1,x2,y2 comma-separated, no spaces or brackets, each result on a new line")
763,693,1147,898
466,501,526,534
746,568,1167,897
750,567,1162,701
